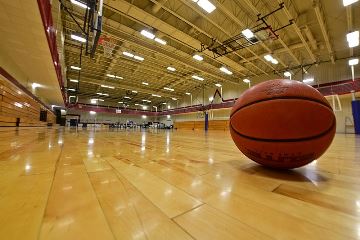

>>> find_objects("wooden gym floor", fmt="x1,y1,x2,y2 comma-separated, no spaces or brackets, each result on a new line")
0,127,359,240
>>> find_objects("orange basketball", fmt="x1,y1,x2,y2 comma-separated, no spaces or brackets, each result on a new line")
230,79,336,169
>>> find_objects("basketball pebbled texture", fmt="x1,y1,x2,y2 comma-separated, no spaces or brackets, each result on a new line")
230,79,336,169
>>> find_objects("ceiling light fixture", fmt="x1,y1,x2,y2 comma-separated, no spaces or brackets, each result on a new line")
192,75,204,81
123,51,134,57
142,82,149,85
70,0,89,9
349,58,359,66
264,54,279,65
89,111,96,115
171,98,177,100
124,96,131,99
343,0,359,6
118,101,123,104
152,94,161,97
284,71,292,77
215,83,222,87
68,88,76,92
132,90,138,93
115,76,123,79
70,66,81,70
101,85,115,89
140,30,155,39
134,55,144,61
70,34,86,43
241,29,254,39
346,30,359,48
154,38,167,45
243,79,250,83
303,78,314,83
106,74,115,78
97,92,109,96
185,92,191,95
164,87,174,91
167,66,176,71
193,54,203,61
69,79,79,82
220,66,233,75
193,0,216,13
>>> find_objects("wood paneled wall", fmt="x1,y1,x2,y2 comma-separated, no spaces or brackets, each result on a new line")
0,75,56,127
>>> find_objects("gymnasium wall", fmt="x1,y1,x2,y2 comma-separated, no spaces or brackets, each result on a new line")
0,74,56,127
167,93,357,133
67,109,155,124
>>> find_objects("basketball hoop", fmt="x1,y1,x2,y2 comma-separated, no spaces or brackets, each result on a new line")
98,35,116,58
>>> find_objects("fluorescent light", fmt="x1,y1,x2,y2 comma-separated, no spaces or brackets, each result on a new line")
135,103,140,106
118,101,123,104
215,83,222,87
140,30,155,39
152,94,161,97
14,102,23,108
209,96,214,101
69,79,78,82
91,98,104,102
271,58,279,65
68,88,76,92
349,58,359,66
90,99,97,104
97,92,109,96
142,82,149,85
142,100,151,102
70,34,86,43
70,0,89,9
303,78,314,83
132,90,138,93
70,66,81,70
101,85,115,89
106,74,115,78
193,54,203,61
164,87,174,91
171,98,177,100
284,71,292,77
196,0,216,13
115,76,123,79
155,38,167,45
162,103,167,105
142,106,148,110
124,96,131,99
220,66,232,75
134,55,144,61
346,31,359,48
167,66,176,71
264,54,273,61
31,83,41,89
89,111,96,115
185,92,191,95
192,75,204,81
242,29,254,39
123,51,134,57
243,79,250,83
343,0,359,6
167,105,171,109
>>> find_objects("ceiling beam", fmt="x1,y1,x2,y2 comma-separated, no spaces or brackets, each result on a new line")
279,0,317,63
312,0,335,63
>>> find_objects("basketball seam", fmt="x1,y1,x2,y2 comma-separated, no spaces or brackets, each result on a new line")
230,97,333,118
229,117,336,142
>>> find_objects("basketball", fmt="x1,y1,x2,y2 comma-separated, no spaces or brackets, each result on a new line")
230,79,336,169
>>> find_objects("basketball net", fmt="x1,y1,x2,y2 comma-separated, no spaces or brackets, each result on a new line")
98,35,116,58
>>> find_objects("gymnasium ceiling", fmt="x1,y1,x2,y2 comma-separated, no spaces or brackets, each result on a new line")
61,0,360,108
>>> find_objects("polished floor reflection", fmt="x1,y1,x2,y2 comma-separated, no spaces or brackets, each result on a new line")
0,127,359,239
